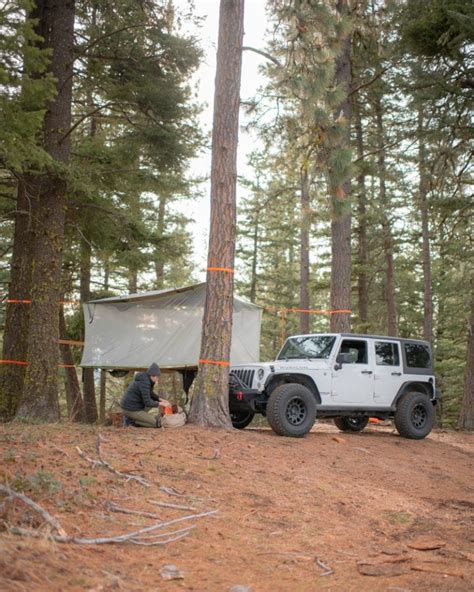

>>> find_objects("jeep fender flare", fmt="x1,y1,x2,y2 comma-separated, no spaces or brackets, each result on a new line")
391,381,435,410
264,373,321,404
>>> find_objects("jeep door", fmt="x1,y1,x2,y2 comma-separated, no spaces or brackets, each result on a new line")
331,338,376,406
372,340,405,406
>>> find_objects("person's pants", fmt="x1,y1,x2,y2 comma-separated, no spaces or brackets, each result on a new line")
121,407,160,428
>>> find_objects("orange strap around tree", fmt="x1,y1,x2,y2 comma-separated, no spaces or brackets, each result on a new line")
0,359,77,368
207,267,235,273
0,359,28,366
3,299,79,305
266,306,352,315
199,359,230,367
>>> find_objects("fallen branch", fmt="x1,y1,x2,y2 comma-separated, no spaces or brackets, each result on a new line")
129,527,195,546
149,500,197,512
8,508,218,545
316,557,334,577
160,485,187,497
0,484,67,537
76,434,151,487
105,501,161,520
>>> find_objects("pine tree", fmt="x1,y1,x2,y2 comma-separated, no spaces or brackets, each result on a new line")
190,0,245,428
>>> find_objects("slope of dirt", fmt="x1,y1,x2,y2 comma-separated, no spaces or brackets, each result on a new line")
0,421,473,591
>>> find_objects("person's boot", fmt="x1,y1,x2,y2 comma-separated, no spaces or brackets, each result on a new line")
155,414,162,428
123,415,136,427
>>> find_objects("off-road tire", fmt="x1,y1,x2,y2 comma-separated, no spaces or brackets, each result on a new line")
266,383,316,437
334,416,369,432
394,391,434,439
230,410,255,430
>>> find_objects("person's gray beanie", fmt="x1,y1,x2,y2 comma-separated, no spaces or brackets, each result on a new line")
147,363,161,376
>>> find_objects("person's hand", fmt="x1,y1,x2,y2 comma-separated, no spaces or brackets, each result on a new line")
159,399,171,408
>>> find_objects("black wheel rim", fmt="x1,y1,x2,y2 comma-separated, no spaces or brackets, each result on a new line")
230,411,252,427
231,411,248,421
347,417,363,427
286,397,307,425
412,403,427,429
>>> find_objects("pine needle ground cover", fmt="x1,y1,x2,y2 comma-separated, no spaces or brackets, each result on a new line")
0,423,473,591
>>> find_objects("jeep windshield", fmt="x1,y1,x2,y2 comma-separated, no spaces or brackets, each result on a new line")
277,335,336,360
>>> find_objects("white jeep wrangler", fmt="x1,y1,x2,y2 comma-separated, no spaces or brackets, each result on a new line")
229,333,440,439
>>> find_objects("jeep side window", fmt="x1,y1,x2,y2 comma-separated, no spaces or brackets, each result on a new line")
338,339,368,364
404,343,431,369
375,341,400,366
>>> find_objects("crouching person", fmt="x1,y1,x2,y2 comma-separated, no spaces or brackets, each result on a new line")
120,363,170,428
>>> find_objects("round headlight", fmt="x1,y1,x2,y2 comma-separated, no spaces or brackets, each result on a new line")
257,368,264,380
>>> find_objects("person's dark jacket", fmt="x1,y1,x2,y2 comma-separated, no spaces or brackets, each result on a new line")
120,368,160,411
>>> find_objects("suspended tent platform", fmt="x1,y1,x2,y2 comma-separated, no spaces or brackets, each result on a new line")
80,283,262,391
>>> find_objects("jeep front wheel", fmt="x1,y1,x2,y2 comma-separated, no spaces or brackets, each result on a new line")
266,383,317,437
334,416,369,432
394,392,434,439
230,410,254,430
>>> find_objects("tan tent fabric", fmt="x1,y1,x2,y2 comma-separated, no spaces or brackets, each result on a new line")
80,283,262,370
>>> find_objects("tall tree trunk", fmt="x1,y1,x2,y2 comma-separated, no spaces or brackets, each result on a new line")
0,2,47,420
418,108,433,343
16,0,76,421
458,274,474,430
128,270,138,294
375,95,397,336
330,0,352,333
249,208,259,304
154,195,167,288
189,0,244,428
80,237,98,423
299,167,310,333
103,254,110,291
0,178,36,420
99,370,107,424
354,99,369,330
59,307,84,421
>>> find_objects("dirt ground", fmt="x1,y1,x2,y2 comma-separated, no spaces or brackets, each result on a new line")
0,420,473,592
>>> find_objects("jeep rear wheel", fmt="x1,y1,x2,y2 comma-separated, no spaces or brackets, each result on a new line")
230,410,254,430
266,383,316,437
394,392,434,439
334,416,369,432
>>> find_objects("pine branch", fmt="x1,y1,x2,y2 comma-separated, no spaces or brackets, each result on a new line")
242,46,281,68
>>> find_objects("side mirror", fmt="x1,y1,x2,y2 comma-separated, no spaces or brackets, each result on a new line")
334,352,353,370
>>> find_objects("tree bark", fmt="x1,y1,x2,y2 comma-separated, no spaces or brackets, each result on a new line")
59,307,84,422
354,99,369,330
16,0,76,421
99,370,106,424
0,178,36,420
330,0,352,333
418,108,433,343
375,95,397,336
80,237,98,423
249,208,259,304
154,194,167,288
299,167,310,333
189,0,244,428
0,1,47,420
458,274,474,430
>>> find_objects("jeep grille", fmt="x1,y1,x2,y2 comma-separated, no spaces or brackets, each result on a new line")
230,369,255,389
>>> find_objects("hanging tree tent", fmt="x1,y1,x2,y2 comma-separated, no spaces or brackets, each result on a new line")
80,283,262,372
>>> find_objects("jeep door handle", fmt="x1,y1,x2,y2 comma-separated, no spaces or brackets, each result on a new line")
361,370,373,375
391,372,402,376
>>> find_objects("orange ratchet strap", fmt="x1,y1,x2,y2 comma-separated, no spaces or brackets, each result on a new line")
199,359,230,367
207,267,235,274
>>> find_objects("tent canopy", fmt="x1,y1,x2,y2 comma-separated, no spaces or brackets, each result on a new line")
80,283,262,370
